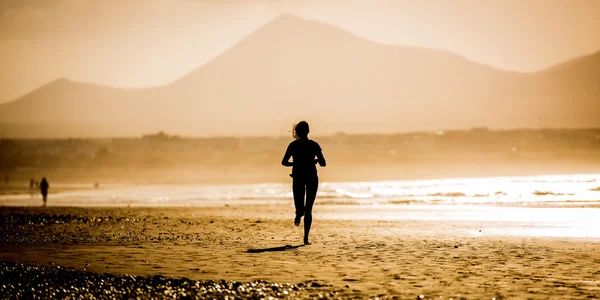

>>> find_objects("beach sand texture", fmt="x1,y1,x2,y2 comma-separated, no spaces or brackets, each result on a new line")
1,205,599,299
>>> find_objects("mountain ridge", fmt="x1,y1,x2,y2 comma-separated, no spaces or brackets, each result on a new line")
1,14,599,137
6,14,594,98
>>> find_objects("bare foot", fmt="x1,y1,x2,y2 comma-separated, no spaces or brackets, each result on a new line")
304,239,311,245
294,215,301,226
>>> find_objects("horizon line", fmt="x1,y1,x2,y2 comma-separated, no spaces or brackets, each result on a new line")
2,126,599,141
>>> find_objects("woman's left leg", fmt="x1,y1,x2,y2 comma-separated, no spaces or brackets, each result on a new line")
292,178,306,226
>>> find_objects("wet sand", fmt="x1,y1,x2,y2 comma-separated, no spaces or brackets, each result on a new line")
1,205,599,299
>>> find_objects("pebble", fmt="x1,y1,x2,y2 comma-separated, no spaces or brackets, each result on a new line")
0,213,200,245
0,262,315,299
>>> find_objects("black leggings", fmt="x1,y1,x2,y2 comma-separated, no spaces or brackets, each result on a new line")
293,176,319,238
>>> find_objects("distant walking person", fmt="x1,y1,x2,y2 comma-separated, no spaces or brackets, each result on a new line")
39,177,49,206
29,178,36,198
281,121,326,245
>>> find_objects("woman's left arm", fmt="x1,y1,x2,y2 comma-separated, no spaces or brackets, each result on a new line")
281,145,293,167
316,151,326,167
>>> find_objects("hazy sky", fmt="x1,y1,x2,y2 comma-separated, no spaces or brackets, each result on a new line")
1,0,599,104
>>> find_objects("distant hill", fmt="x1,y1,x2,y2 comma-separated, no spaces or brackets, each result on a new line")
1,14,599,138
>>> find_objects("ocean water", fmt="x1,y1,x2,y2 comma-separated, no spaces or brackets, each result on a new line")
2,173,600,208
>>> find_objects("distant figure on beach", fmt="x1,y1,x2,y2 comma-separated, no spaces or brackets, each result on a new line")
39,177,49,206
281,121,326,245
29,178,36,198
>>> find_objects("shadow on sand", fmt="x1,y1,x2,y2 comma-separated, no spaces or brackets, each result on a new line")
247,244,305,253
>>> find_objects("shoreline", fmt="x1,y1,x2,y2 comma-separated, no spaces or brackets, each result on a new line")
2,204,599,239
2,170,599,185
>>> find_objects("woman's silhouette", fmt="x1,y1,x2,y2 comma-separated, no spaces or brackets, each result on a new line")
281,121,326,245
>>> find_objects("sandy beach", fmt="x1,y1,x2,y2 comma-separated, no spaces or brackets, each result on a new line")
2,0,600,298
1,204,599,299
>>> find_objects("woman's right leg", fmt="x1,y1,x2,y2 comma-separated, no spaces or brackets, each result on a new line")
292,179,306,226
303,176,319,244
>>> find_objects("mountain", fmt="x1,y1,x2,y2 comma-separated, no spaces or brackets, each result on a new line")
0,14,599,138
